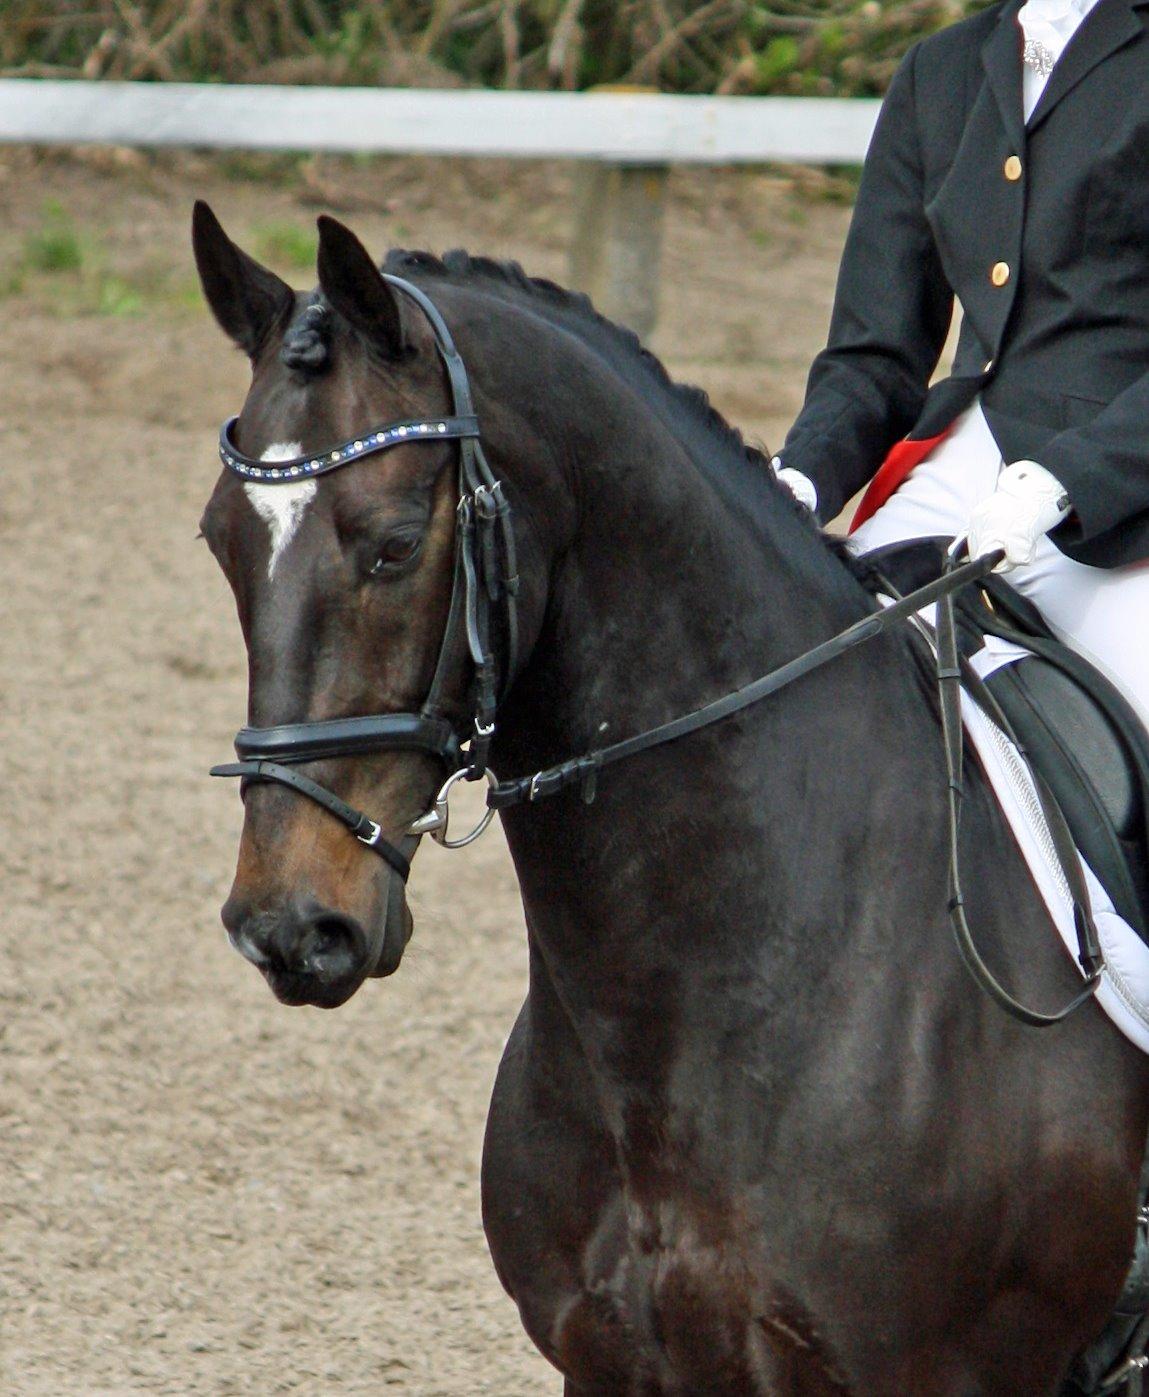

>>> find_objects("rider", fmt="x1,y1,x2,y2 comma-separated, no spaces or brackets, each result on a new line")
772,0,1149,731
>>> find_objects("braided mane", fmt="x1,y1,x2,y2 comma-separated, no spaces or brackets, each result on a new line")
385,247,773,471
377,248,860,576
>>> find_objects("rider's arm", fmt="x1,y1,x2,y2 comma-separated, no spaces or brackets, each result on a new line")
1039,380,1149,564
776,43,954,524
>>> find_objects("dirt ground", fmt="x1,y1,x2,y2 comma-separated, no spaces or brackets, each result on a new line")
0,146,852,1395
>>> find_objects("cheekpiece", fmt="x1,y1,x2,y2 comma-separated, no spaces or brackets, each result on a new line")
218,413,481,483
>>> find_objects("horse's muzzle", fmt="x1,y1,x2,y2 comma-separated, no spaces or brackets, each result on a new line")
222,878,412,1008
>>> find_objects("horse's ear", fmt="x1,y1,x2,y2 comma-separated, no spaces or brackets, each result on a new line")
192,200,294,357
316,215,405,359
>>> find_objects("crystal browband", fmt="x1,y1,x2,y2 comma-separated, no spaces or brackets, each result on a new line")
218,413,481,482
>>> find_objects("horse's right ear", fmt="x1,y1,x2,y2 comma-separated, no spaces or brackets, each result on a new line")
192,200,294,357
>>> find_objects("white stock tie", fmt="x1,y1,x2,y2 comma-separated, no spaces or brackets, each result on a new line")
1018,0,1075,76
1016,0,1099,116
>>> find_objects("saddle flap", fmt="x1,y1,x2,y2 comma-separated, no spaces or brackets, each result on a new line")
861,537,1149,939
984,655,1148,935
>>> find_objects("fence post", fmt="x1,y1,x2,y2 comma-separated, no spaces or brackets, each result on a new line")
570,163,668,340
569,88,668,340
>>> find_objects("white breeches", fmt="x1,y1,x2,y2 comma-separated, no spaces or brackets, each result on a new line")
850,403,1149,730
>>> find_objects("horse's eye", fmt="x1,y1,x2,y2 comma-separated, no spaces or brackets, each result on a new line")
368,531,423,577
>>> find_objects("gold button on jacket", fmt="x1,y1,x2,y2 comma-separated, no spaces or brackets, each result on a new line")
1004,155,1023,181
991,261,1011,286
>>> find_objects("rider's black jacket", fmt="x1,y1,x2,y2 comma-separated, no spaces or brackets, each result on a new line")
779,0,1149,567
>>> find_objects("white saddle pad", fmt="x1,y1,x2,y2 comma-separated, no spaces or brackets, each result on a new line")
896,599,1149,1052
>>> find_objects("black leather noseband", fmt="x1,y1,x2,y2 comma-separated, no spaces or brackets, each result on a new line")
232,714,462,768
210,274,520,879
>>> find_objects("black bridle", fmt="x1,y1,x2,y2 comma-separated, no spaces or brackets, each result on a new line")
210,279,1102,1027
210,273,520,881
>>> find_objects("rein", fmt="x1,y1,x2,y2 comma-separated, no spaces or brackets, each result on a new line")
482,543,1103,1027
920,552,1102,1025
210,279,1102,1027
486,552,999,809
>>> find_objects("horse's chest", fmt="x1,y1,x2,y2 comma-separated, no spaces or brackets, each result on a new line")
483,1016,851,1391
548,1195,848,1395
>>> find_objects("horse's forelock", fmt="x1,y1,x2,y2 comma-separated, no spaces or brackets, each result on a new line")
279,297,331,374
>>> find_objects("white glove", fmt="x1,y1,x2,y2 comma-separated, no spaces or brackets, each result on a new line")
770,456,818,514
967,459,1070,571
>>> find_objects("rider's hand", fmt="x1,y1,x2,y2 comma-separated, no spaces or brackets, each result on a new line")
770,456,819,515
967,460,1070,571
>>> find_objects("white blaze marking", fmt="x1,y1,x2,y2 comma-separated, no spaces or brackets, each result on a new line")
243,441,316,578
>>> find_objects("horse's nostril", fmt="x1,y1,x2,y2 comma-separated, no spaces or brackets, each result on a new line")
232,929,270,969
300,913,366,981
223,899,375,1003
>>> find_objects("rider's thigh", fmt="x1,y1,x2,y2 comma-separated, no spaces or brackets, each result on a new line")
1009,543,1149,731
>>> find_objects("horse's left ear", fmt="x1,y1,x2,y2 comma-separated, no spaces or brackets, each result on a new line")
316,216,406,359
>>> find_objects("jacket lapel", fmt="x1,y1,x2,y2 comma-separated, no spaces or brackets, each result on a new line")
982,0,1027,150
1028,0,1147,129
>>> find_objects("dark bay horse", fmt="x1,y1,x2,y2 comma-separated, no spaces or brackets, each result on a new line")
193,200,1149,1395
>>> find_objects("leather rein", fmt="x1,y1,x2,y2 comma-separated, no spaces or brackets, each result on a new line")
210,279,1102,1027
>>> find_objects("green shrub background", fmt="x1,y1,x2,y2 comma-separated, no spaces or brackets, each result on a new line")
3,0,993,96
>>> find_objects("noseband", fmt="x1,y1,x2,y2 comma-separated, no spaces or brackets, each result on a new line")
210,274,520,881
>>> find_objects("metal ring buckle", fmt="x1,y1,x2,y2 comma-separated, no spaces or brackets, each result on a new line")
356,819,383,848
408,766,498,848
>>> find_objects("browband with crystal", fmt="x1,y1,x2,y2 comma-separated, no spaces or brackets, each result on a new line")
218,413,481,482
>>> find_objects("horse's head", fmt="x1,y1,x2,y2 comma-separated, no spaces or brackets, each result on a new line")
194,202,514,1008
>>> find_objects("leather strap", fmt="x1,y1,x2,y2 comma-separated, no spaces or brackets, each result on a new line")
933,566,1101,1026
486,546,1101,1028
488,554,1003,809
210,759,412,881
219,413,479,481
233,713,461,767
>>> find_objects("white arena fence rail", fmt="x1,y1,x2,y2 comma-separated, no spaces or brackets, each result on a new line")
0,79,881,334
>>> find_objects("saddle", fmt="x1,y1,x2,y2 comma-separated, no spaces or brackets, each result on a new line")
859,539,1149,943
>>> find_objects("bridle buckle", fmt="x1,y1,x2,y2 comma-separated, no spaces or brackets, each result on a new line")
472,482,502,519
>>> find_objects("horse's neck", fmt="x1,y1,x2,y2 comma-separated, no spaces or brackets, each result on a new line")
490,346,874,771
487,333,935,986
493,438,948,1146
474,321,1017,1194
